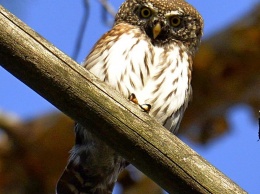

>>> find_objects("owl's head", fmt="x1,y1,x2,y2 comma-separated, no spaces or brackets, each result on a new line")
115,0,203,53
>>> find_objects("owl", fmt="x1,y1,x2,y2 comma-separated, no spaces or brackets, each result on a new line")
56,0,203,193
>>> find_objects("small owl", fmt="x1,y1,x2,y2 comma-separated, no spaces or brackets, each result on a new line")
56,0,203,193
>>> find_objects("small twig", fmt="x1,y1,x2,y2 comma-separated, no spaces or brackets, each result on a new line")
98,0,116,17
73,0,116,60
72,0,90,61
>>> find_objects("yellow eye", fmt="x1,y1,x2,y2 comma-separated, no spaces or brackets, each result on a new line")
140,7,152,18
170,16,181,27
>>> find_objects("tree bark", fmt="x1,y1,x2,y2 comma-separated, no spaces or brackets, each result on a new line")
0,5,247,194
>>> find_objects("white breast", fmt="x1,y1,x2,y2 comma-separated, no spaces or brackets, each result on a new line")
84,27,191,131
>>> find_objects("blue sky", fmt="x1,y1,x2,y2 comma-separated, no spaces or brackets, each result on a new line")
0,0,259,193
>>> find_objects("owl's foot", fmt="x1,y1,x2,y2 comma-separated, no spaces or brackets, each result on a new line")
140,104,151,113
129,93,151,113
129,93,138,104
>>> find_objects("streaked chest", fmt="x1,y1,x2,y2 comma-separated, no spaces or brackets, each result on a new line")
85,30,191,124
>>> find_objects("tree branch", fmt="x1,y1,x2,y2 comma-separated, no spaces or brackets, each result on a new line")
0,5,246,194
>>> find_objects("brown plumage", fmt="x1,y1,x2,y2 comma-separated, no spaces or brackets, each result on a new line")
56,0,203,193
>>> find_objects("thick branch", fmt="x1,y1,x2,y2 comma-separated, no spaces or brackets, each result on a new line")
0,5,246,194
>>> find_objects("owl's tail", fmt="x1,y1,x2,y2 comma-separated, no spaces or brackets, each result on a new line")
56,161,113,194
56,124,127,194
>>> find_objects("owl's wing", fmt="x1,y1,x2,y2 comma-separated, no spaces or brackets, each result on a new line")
163,106,185,133
164,87,192,133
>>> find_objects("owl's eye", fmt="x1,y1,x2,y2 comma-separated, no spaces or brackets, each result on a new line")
169,16,181,27
140,7,152,18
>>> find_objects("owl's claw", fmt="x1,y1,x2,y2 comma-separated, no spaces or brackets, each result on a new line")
129,93,151,113
129,93,138,104
140,104,151,113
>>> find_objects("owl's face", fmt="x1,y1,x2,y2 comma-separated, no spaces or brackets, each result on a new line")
115,0,203,53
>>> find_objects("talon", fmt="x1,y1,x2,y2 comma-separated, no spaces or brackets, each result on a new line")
140,104,151,113
129,93,138,104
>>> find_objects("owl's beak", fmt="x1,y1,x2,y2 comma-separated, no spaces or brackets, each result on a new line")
153,22,161,39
